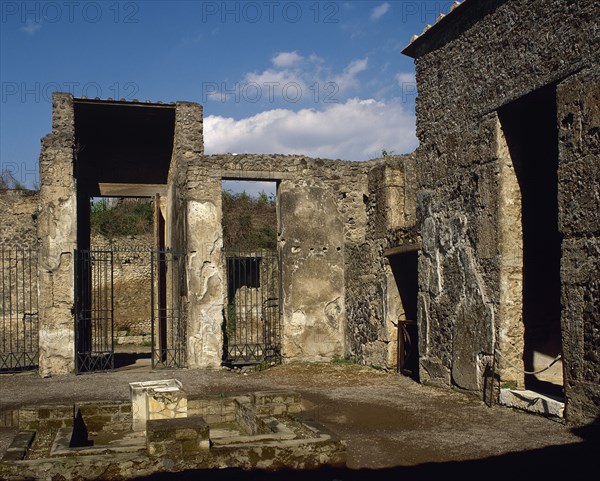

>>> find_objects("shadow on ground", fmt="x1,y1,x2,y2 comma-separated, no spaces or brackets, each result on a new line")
138,423,600,481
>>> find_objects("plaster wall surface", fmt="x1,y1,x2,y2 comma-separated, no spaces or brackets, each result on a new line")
187,153,371,366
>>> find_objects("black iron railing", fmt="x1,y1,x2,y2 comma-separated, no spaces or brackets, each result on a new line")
0,243,39,372
223,249,281,365
75,247,187,373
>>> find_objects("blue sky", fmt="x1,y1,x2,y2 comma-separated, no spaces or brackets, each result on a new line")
1,1,455,189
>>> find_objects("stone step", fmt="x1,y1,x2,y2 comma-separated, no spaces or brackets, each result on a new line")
499,389,564,418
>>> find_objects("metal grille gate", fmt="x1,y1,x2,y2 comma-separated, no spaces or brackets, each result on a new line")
151,249,186,369
0,244,39,372
74,248,186,373
75,249,114,372
223,249,281,365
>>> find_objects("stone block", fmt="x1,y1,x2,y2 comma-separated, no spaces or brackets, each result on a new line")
252,391,301,406
146,416,209,457
129,379,187,431
499,389,564,418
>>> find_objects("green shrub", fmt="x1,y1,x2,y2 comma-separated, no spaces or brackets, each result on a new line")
222,190,277,250
90,199,153,239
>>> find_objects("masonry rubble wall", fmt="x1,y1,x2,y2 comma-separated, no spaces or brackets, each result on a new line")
12,92,419,376
0,189,40,346
0,189,39,246
405,0,599,423
184,153,374,366
344,155,418,369
182,152,421,369
37,92,77,376
89,234,153,336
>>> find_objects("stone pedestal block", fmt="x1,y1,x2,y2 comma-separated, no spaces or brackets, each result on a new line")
129,380,187,431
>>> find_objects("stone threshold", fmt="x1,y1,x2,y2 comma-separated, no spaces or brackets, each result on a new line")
499,389,564,419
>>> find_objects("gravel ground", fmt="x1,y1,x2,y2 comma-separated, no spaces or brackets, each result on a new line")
1,362,598,480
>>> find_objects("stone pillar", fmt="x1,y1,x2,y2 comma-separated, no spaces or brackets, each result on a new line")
171,102,223,369
557,67,600,424
185,178,224,369
496,116,525,387
37,92,77,376
279,180,346,362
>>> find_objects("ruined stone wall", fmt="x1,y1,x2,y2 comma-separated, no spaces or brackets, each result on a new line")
407,0,599,422
556,68,600,424
184,153,372,366
180,151,422,368
168,102,215,369
90,234,153,336
0,189,39,246
0,190,40,350
37,92,77,375
344,155,418,369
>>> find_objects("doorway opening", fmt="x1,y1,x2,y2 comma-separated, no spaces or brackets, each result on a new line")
386,248,419,382
75,195,185,373
498,84,563,397
72,98,185,373
221,180,281,365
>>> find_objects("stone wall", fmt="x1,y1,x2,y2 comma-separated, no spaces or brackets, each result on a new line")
37,92,77,376
345,155,418,369
32,91,420,373
556,67,600,424
183,153,372,367
0,189,40,355
404,0,599,423
0,189,39,246
181,152,422,369
90,234,153,336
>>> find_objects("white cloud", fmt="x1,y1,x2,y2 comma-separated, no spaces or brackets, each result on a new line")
395,72,415,86
272,51,303,67
20,19,42,35
210,54,370,104
334,58,368,91
370,3,390,20
204,98,417,161
244,68,308,92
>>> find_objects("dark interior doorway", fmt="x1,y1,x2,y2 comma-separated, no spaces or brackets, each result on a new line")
221,180,281,366
72,98,181,373
388,250,419,382
498,84,563,397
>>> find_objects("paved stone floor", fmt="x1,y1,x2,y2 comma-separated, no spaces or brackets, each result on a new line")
1,361,598,480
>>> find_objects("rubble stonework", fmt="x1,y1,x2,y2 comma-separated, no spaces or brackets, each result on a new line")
0,189,39,246
183,153,373,365
403,0,599,423
37,92,78,376
0,388,345,479
1,0,598,428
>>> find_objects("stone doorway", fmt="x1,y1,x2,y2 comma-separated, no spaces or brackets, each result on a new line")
220,180,281,366
498,84,564,397
386,248,419,381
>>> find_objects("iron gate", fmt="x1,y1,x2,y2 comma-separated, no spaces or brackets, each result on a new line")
223,249,281,365
75,249,114,373
0,243,39,372
151,249,186,369
74,248,186,373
